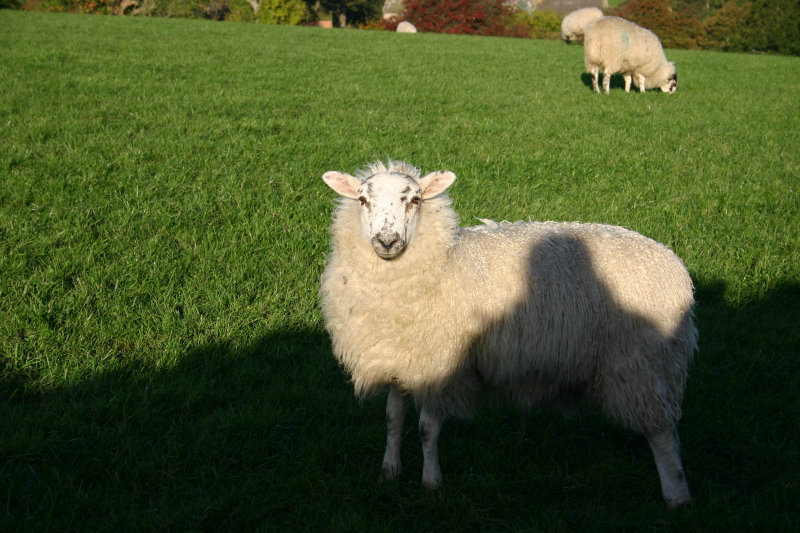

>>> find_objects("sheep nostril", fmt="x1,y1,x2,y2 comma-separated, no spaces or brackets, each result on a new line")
379,236,397,250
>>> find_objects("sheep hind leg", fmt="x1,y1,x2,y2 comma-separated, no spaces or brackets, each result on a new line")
419,405,445,488
646,426,691,508
602,69,612,94
624,73,632,92
591,67,600,93
381,385,408,481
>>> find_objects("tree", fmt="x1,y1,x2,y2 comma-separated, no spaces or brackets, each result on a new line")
735,0,800,55
320,0,383,27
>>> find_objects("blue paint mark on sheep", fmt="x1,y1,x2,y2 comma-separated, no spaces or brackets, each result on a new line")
320,159,696,506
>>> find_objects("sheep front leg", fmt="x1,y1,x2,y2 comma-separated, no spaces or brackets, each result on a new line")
419,405,445,488
637,73,646,93
624,73,632,92
381,385,408,481
647,427,691,508
602,69,612,94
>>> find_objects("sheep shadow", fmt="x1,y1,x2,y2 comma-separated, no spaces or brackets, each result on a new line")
580,72,629,92
0,328,356,530
416,231,697,503
365,230,800,513
1,269,797,528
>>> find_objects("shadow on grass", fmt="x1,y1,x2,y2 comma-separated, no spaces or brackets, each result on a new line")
0,329,365,530
580,72,630,92
1,280,798,530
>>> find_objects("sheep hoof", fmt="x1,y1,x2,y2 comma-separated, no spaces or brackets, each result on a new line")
380,463,401,482
421,476,441,490
666,495,692,509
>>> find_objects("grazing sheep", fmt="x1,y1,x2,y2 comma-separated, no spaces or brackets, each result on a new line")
561,7,604,44
396,21,417,33
319,160,696,507
584,16,677,94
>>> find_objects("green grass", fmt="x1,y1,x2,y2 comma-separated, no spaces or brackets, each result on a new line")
1,10,799,531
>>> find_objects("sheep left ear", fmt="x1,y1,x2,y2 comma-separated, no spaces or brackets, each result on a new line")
419,171,456,199
322,171,361,199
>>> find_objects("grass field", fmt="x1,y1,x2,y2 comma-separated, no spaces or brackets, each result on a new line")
1,10,799,531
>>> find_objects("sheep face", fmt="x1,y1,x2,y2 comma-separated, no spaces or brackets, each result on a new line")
322,167,456,260
661,72,678,93
657,64,678,93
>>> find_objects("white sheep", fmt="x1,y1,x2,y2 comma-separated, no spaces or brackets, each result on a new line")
319,160,696,507
396,21,417,33
584,16,677,94
561,7,604,44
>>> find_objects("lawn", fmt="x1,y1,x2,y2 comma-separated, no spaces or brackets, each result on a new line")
1,10,798,531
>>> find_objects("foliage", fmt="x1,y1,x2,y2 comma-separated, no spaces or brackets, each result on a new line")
20,0,117,13
360,13,400,31
402,0,529,37
509,7,562,40
613,0,702,49
198,0,229,19
320,0,382,27
613,0,800,55
225,0,256,20
257,0,307,24
698,1,750,51
734,0,800,55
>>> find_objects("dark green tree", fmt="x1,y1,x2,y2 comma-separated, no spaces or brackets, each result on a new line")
735,0,800,55
319,0,382,26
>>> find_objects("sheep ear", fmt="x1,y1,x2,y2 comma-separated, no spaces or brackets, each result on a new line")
322,171,361,199
419,171,456,199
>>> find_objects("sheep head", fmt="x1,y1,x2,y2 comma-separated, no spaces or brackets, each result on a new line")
659,64,678,93
323,165,456,260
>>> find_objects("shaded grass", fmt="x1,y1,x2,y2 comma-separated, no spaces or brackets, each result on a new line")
1,10,799,532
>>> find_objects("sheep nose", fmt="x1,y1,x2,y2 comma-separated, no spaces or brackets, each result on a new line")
377,235,398,251
372,232,405,259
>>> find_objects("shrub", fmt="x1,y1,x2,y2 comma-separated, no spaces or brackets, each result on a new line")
734,0,800,55
225,0,257,20
257,0,307,24
321,0,383,27
614,0,702,49
402,0,528,37
510,8,562,40
359,14,400,31
698,1,750,51
22,0,117,13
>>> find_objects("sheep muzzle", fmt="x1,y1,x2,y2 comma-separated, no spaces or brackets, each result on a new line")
371,232,405,259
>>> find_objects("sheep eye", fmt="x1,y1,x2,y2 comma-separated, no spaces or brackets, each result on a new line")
406,196,421,212
358,196,369,207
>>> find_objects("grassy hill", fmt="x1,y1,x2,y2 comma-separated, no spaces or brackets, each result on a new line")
1,10,798,531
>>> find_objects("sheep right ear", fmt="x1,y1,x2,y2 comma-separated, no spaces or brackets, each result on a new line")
322,171,362,199
419,171,456,199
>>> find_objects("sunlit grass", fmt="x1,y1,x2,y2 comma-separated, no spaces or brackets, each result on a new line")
1,10,798,531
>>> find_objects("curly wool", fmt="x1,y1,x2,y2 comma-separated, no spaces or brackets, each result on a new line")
319,162,696,434
561,7,604,43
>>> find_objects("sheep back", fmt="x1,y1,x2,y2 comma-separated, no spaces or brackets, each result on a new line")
321,212,696,432
561,7,604,43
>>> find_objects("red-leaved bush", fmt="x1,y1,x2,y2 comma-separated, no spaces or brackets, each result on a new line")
402,0,528,38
